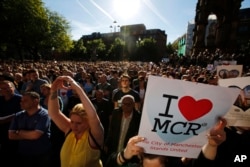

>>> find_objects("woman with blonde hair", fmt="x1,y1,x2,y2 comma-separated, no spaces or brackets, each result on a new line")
48,76,104,167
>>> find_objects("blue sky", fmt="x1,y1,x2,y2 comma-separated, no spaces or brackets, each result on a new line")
42,0,250,43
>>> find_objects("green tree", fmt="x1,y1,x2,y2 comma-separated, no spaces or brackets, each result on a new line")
0,0,72,61
0,0,49,60
107,37,125,61
70,40,87,60
166,42,176,55
43,10,73,60
135,37,159,62
85,39,106,61
171,40,179,51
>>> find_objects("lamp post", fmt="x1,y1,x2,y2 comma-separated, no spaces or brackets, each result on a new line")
110,21,119,32
110,25,113,32
113,20,117,32
117,25,120,32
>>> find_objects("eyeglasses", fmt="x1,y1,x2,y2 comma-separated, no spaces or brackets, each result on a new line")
122,102,133,106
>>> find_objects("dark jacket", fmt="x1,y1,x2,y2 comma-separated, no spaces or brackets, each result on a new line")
105,108,141,155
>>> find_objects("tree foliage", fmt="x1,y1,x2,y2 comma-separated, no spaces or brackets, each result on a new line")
134,37,160,62
44,10,72,52
70,40,87,60
166,42,176,55
85,39,106,61
0,0,173,62
107,37,125,61
0,0,72,61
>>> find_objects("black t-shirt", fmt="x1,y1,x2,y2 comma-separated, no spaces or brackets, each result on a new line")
112,88,140,105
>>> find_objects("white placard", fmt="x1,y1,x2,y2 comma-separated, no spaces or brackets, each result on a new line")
218,77,250,127
138,75,240,158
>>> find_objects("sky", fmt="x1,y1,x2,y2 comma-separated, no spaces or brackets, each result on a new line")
42,0,250,44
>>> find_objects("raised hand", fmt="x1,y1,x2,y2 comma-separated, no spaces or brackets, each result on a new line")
201,117,227,160
51,76,78,91
123,136,145,160
207,117,227,147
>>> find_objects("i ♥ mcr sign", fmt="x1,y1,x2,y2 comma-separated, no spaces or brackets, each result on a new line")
138,75,240,158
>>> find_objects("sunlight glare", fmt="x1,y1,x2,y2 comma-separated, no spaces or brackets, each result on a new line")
113,0,141,20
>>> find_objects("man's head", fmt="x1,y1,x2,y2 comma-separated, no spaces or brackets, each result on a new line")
0,80,15,98
29,69,39,81
40,83,51,97
99,74,107,84
20,91,40,112
14,73,23,82
95,89,104,101
120,74,131,89
121,95,135,112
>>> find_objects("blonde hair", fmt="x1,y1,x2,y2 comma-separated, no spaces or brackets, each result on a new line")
69,103,87,118
40,83,51,89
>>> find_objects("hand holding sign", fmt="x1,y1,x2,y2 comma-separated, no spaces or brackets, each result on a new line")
207,118,227,147
201,118,227,160
123,136,145,160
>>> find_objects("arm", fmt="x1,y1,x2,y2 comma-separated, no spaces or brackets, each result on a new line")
9,112,49,140
67,76,104,147
105,135,145,166
9,130,43,140
48,77,71,134
0,114,15,124
55,76,104,147
191,118,227,167
202,118,226,160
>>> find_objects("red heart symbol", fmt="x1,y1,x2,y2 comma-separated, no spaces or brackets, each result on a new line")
178,96,213,121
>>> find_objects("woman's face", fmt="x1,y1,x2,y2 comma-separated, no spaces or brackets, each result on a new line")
70,114,89,136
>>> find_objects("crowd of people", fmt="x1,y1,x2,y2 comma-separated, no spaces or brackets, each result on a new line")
0,57,249,167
